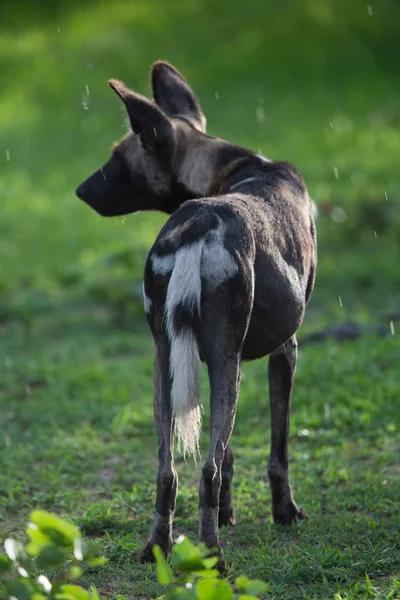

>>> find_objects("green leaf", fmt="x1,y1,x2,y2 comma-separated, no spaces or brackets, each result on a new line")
66,565,83,581
235,576,269,596
0,553,11,574
36,546,67,570
190,569,220,578
170,537,218,573
29,510,81,549
54,595,86,600
26,527,54,555
84,542,104,561
196,578,233,600
60,584,91,600
235,576,249,590
153,545,174,585
201,557,219,570
6,579,33,600
86,557,108,568
171,556,211,572
31,593,48,600
88,586,102,600
164,589,193,600
173,537,200,561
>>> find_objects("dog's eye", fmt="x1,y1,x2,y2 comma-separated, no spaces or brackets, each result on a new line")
113,152,127,172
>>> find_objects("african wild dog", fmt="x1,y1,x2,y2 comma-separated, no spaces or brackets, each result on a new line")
76,61,317,569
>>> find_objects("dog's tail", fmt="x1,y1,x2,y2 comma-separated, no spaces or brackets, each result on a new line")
165,242,204,458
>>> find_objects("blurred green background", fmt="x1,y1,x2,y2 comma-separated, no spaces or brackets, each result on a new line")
1,0,399,326
1,1,400,598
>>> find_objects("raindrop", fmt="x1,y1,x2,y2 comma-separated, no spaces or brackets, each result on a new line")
153,127,157,138
255,105,265,123
338,296,343,307
333,166,339,179
330,121,334,129
86,84,90,95
6,149,10,162
331,206,346,223
215,91,220,100
5,435,10,448
367,4,373,15
390,321,395,336
297,428,309,437
57,27,61,33
374,230,377,238
100,167,106,180
384,191,388,201
82,102,89,110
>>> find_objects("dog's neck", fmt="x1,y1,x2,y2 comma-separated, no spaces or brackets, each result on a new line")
228,176,258,191
211,153,270,196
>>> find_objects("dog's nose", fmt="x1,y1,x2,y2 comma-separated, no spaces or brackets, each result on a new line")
76,182,87,200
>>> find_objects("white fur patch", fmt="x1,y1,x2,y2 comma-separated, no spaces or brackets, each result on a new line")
178,145,213,196
166,241,204,327
152,253,176,275
202,224,238,288
229,176,257,191
142,282,152,314
311,198,319,220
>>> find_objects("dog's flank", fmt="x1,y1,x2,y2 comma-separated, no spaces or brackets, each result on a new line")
76,60,317,569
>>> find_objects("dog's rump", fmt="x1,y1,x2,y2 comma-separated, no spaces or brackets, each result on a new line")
143,199,254,456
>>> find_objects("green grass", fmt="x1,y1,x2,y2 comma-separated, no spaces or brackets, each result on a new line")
1,0,400,598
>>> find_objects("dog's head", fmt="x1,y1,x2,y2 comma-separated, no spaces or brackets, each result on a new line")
76,61,227,217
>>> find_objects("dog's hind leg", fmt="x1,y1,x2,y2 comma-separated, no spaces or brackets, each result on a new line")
267,335,307,524
198,259,253,570
140,341,177,561
218,441,235,527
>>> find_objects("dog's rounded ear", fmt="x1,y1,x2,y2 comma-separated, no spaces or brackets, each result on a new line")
109,79,174,150
151,61,206,132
